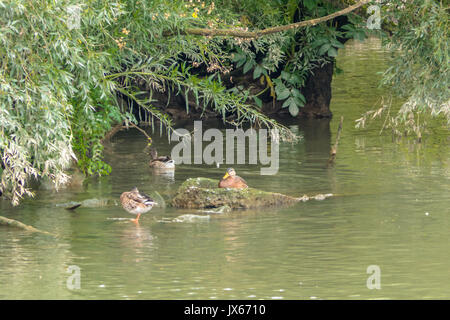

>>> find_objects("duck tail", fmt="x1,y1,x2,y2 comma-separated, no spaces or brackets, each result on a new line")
150,148,158,160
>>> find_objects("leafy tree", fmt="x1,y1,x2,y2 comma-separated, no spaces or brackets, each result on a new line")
1,0,367,205
356,0,449,137
1,0,446,206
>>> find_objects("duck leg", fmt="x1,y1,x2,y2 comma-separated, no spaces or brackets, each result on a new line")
131,213,141,223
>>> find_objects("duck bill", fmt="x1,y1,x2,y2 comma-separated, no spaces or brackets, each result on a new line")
222,172,229,179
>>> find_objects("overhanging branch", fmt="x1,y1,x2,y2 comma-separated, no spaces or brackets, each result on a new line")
164,0,371,38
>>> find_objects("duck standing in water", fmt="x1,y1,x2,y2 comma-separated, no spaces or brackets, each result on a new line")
120,187,157,223
149,148,175,170
218,168,248,189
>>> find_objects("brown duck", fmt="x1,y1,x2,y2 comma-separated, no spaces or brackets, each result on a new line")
120,187,157,223
149,148,175,170
218,168,248,189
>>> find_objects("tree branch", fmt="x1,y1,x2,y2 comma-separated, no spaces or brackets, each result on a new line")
127,122,153,144
0,215,57,237
101,121,154,145
164,0,370,38
327,116,344,166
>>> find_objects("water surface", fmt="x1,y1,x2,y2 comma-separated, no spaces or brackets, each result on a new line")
1,38,449,299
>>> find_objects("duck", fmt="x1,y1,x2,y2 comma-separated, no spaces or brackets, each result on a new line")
149,148,175,170
120,187,157,223
218,168,248,189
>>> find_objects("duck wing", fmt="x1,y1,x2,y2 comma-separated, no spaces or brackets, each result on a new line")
158,155,171,162
131,190,155,206
237,175,247,185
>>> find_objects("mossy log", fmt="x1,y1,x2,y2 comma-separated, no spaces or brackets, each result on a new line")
0,215,56,237
172,178,304,209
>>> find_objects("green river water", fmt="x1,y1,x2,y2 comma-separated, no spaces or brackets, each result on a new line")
0,38,449,299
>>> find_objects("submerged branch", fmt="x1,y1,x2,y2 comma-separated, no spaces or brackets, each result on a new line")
164,0,370,38
328,116,344,166
0,215,57,237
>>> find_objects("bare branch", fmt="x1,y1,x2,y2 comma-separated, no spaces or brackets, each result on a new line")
164,0,370,38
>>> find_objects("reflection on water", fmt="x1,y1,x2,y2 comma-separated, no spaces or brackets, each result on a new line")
1,38,449,299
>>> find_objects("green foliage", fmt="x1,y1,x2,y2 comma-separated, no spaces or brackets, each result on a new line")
71,87,121,176
273,72,306,116
0,0,383,205
311,37,345,58
381,0,449,125
224,0,366,116
3,0,444,206
1,0,305,205
341,23,366,42
357,0,449,136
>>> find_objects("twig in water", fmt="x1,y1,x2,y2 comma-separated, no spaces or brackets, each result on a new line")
327,116,344,166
